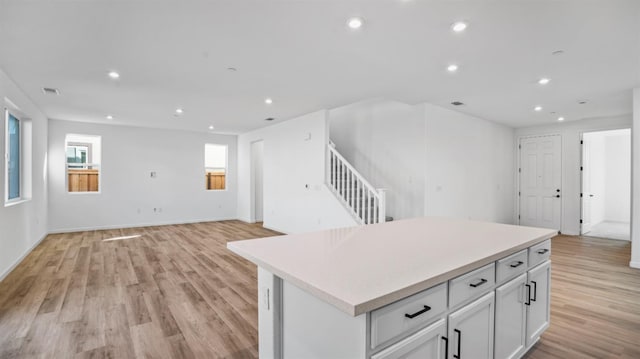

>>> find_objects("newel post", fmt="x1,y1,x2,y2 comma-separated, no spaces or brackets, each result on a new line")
377,189,387,223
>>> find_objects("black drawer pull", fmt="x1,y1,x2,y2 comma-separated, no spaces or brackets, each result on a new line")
454,329,462,359
442,336,448,359
537,248,549,254
531,280,537,302
510,261,524,268
404,305,431,319
469,278,487,288
525,284,531,306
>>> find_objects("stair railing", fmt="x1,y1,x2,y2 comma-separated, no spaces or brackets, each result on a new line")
327,144,386,225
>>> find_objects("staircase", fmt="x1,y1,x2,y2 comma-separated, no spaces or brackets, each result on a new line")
327,143,390,225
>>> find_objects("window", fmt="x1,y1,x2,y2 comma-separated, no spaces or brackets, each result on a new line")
5,109,20,202
65,134,101,192
205,144,227,190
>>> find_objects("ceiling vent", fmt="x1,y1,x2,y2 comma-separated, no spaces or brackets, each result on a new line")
42,87,60,95
451,101,464,106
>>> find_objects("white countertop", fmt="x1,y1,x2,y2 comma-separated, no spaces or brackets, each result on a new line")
227,217,557,316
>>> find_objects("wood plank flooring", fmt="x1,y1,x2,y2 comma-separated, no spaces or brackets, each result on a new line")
0,221,280,359
1,222,639,358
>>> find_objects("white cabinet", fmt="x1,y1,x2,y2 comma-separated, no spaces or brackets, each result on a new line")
372,319,447,359
495,273,527,359
526,260,551,347
447,292,494,359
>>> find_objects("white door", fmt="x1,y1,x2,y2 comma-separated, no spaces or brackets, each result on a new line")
251,140,264,222
495,273,527,359
372,318,447,359
447,292,494,359
581,138,592,233
519,135,562,230
526,261,551,347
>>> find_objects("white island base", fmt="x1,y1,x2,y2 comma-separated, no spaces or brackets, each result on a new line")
228,218,556,359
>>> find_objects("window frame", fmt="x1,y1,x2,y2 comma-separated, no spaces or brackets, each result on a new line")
204,143,228,191
4,107,23,205
65,134,102,194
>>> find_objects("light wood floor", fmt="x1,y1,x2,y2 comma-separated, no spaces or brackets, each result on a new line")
0,222,639,358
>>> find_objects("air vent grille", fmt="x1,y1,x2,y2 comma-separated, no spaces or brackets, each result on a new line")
42,87,60,95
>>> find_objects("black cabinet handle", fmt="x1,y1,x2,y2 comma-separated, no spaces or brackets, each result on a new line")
531,281,537,302
537,248,549,254
442,336,448,359
454,329,462,359
404,305,431,319
525,284,531,306
510,261,524,268
469,278,487,288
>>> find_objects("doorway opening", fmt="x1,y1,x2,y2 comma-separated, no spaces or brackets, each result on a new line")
580,129,631,241
251,140,264,224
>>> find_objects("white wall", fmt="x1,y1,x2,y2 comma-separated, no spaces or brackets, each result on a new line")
604,132,631,223
516,115,632,235
0,68,48,280
329,100,426,220
237,110,357,234
48,120,237,232
424,104,515,224
631,88,640,268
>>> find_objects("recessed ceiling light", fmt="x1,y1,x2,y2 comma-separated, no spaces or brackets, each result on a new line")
451,101,464,106
534,106,543,112
451,21,468,32
557,116,565,121
265,117,275,121
106,115,113,120
347,17,364,29
538,78,550,85
447,64,458,72
265,98,273,105
208,125,214,130
227,67,237,72
578,100,588,105
552,50,565,56
108,71,120,79
175,108,184,114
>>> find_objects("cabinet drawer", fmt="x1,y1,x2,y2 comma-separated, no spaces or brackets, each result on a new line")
449,263,495,308
370,283,447,350
528,240,551,268
496,250,528,284
371,318,446,359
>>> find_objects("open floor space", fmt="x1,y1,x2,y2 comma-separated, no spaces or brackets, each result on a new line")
0,221,638,358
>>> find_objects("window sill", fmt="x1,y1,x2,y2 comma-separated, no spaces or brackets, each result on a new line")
4,198,31,207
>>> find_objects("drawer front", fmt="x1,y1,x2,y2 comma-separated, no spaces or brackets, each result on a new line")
528,240,551,268
449,263,495,308
370,283,447,350
371,318,446,359
496,249,528,284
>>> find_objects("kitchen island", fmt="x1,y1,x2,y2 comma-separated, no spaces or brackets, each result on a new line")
228,217,557,359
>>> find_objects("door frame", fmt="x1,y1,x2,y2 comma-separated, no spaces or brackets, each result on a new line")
249,139,265,223
579,127,632,236
516,134,563,231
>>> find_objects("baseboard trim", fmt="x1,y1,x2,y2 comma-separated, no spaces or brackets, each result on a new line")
630,261,640,269
0,232,48,282
261,224,289,235
48,217,239,234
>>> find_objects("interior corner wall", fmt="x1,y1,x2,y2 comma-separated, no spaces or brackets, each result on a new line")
0,68,48,280
515,115,632,236
631,88,640,268
329,100,426,220
423,104,515,224
237,110,357,234
47,120,238,232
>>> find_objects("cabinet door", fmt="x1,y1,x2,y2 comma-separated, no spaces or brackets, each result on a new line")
447,292,494,359
495,273,527,359
372,318,447,359
526,260,551,347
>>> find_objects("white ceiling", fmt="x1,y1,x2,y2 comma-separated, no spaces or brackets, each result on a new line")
1,0,639,134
